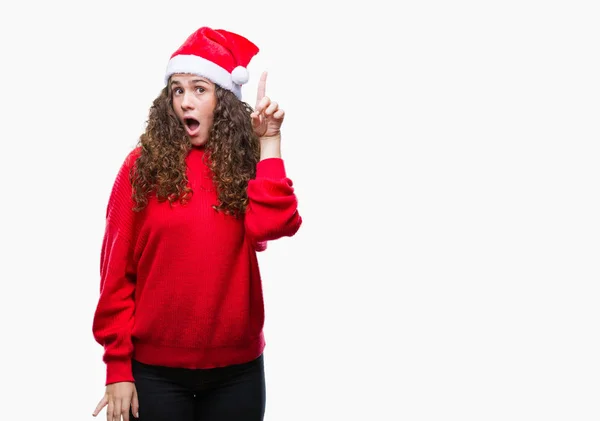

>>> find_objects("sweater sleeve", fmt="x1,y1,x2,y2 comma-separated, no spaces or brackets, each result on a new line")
245,157,302,247
92,150,139,385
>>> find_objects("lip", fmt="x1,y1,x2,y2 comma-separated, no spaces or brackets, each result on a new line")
183,115,200,137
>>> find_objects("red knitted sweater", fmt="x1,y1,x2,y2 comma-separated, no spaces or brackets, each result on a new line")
92,146,302,385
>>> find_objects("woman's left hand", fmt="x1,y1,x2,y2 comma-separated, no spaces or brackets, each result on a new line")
251,71,285,139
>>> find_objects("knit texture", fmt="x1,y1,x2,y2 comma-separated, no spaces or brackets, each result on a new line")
92,146,302,385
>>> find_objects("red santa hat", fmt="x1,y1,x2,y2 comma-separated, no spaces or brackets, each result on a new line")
164,27,259,99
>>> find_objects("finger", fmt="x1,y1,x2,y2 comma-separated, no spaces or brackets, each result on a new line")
255,71,268,106
113,399,122,421
131,389,140,419
251,113,261,128
93,395,108,417
107,399,113,421
122,400,131,421
254,96,271,115
273,109,285,120
264,101,279,117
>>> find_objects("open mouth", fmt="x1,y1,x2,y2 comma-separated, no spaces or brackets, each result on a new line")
184,118,200,135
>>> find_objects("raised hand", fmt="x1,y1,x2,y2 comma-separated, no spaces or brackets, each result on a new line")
250,71,285,139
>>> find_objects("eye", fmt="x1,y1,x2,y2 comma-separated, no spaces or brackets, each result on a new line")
173,87,183,95
195,86,206,93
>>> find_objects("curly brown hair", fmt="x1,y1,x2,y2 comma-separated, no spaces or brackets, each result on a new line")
130,81,260,218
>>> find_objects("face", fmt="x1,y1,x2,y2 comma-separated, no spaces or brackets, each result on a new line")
170,74,217,146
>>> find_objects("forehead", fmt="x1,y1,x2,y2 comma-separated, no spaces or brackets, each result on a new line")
170,74,213,85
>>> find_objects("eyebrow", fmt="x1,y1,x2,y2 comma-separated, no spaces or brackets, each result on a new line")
170,78,210,86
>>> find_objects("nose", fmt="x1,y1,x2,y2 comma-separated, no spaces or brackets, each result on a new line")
181,92,194,110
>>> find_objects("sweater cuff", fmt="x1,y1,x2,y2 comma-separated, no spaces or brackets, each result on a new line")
106,359,134,385
256,158,286,180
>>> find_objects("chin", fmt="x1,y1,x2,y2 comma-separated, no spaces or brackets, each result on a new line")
190,137,208,147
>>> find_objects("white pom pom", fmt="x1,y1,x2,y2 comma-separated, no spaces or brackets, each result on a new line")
231,66,249,85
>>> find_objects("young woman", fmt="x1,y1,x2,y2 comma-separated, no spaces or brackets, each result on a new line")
91,26,302,421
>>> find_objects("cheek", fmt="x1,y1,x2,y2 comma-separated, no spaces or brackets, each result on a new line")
171,99,183,117
202,101,217,119
205,94,217,114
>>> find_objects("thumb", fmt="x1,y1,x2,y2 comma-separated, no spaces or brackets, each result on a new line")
92,394,108,417
131,388,140,418
251,112,261,129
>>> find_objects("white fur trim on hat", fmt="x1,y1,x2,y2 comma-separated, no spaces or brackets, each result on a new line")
165,54,242,99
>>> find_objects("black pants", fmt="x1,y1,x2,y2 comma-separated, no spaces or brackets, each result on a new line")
131,354,266,421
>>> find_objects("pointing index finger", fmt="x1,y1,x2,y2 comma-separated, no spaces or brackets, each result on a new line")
256,71,267,107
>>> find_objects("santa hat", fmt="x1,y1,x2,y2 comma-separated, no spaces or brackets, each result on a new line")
164,27,259,99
